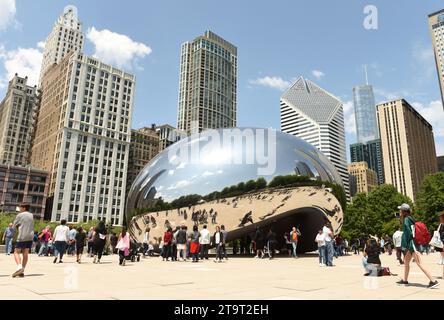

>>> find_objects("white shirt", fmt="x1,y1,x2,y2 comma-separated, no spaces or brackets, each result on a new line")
392,230,403,248
143,232,149,244
315,233,326,247
322,226,332,242
53,225,70,242
215,232,221,245
199,229,211,244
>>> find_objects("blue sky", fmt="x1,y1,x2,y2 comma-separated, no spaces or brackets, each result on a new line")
1,0,443,158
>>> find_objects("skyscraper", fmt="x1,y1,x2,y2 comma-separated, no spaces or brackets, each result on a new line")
428,9,444,110
127,126,159,193
281,77,349,197
350,139,384,185
156,124,187,151
353,84,379,143
39,5,84,83
377,99,438,201
177,31,237,135
31,8,134,225
347,162,378,195
0,75,39,166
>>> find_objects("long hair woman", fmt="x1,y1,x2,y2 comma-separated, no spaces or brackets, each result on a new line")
93,220,107,264
116,227,130,266
435,212,444,280
396,204,439,288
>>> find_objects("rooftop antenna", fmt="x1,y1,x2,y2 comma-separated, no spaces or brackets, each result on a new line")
364,65,369,85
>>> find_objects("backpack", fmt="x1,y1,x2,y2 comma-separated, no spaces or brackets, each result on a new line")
414,221,431,245
377,267,396,277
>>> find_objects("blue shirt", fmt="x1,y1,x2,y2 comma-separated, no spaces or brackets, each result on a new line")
68,229,77,241
5,227,15,238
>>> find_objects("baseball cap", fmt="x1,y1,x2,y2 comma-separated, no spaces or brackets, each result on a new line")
397,203,411,211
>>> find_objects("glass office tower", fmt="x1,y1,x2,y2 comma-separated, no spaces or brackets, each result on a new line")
353,85,379,144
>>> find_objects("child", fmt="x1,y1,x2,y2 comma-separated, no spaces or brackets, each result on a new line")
75,227,86,263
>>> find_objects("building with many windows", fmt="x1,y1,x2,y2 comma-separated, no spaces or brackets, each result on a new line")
347,162,378,196
353,84,379,144
377,99,438,201
350,139,384,185
281,77,349,199
0,75,39,167
438,156,444,172
156,124,187,151
127,126,159,193
31,51,134,225
0,164,49,219
177,31,237,134
39,5,84,83
429,9,444,110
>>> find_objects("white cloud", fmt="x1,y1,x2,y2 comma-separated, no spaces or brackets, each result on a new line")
0,43,43,88
411,100,444,138
249,76,291,91
0,0,16,32
311,70,325,80
167,180,192,190
342,100,356,134
86,27,152,70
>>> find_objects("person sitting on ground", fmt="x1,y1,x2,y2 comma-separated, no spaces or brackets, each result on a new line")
362,238,381,276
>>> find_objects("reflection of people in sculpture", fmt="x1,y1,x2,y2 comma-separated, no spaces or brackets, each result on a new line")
238,211,253,227
133,219,142,235
164,220,171,230
150,216,157,228
184,211,188,220
212,212,217,224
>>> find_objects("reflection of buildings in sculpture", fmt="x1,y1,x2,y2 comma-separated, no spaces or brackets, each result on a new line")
294,161,314,178
156,124,187,151
280,77,349,199
126,128,345,253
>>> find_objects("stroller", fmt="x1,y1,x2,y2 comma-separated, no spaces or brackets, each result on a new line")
124,241,141,263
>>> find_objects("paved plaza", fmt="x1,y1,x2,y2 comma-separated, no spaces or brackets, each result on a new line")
0,252,442,300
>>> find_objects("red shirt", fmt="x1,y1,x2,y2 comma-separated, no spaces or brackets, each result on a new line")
163,231,173,245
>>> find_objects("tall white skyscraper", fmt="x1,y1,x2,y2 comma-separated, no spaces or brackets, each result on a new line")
39,5,84,84
177,31,237,135
281,77,349,197
429,9,444,110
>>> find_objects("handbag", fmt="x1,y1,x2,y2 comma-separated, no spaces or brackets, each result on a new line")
429,224,443,249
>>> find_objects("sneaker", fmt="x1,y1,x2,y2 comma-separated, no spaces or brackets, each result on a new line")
12,268,24,278
93,256,97,264
396,280,409,286
427,280,439,289
59,260,63,264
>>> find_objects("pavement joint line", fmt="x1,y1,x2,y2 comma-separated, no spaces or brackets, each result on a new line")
156,282,195,287
273,286,325,292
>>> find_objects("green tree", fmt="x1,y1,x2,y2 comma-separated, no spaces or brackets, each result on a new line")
415,172,444,231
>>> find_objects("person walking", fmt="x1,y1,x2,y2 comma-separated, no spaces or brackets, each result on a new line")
52,219,70,264
67,226,77,256
92,221,107,264
75,227,86,264
11,203,34,278
143,227,150,257
190,225,200,263
110,233,118,255
3,223,15,256
396,203,439,288
323,223,334,267
254,227,264,259
433,211,444,279
176,225,187,261
266,229,277,260
220,225,228,260
213,226,223,263
284,232,292,257
87,227,94,257
162,227,173,261
116,227,130,266
290,227,300,258
315,229,326,267
37,226,52,256
199,225,211,260
392,227,404,265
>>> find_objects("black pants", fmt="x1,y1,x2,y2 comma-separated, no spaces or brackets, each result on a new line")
94,239,106,260
268,241,276,258
55,241,67,260
221,244,227,259
163,244,172,259
87,242,94,255
216,244,223,260
119,250,126,265
200,244,209,259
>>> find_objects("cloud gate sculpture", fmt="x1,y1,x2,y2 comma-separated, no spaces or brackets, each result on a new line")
126,128,345,253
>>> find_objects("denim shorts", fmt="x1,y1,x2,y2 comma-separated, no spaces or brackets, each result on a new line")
16,241,33,249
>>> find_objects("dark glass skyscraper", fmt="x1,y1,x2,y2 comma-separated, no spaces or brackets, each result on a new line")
350,139,385,185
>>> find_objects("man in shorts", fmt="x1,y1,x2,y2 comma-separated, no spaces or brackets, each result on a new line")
12,203,35,278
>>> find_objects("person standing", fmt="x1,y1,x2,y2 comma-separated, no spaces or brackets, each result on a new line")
266,229,277,260
52,219,70,264
3,223,15,256
254,227,264,259
67,226,77,256
392,227,404,265
213,226,223,263
284,232,292,257
176,225,187,261
190,225,200,263
315,229,326,267
11,204,34,278
143,227,150,257
162,227,173,261
323,223,334,267
75,227,86,264
433,212,444,280
220,225,228,260
87,227,94,257
199,225,210,260
93,221,107,264
290,227,300,258
116,227,130,266
110,233,118,255
396,203,439,288
38,226,52,256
